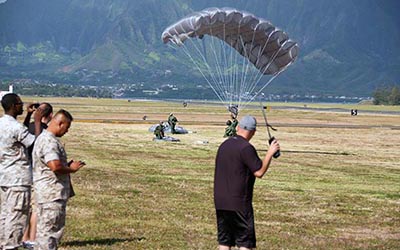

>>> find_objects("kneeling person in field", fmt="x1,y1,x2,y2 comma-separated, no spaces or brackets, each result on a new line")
154,121,165,140
32,109,85,250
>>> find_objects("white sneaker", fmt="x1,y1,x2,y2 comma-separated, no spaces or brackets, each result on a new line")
22,241,36,250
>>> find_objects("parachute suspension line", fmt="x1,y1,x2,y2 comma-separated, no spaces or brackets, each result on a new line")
208,29,229,104
238,36,248,110
245,69,284,106
194,35,228,102
245,54,298,106
246,39,291,98
221,23,232,106
231,35,239,109
223,34,239,108
210,37,230,103
216,33,232,105
237,36,246,109
224,23,237,106
245,21,260,101
235,20,266,111
179,20,229,103
243,28,273,102
171,22,226,103
240,30,262,110
170,35,226,103
213,36,230,103
225,24,240,110
220,32,239,108
236,35,259,111
179,43,225,104
241,27,260,106
229,32,238,108
241,38,287,108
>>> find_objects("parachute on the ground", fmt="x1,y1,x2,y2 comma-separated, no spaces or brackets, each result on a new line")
153,136,180,142
162,7,299,113
148,123,189,134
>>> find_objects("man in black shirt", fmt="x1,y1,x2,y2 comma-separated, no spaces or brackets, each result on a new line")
214,115,280,250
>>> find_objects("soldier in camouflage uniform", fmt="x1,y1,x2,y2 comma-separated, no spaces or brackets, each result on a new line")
167,113,178,134
223,116,238,138
0,93,43,250
32,109,85,250
154,121,165,139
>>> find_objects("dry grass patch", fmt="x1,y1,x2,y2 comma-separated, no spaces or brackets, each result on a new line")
2,97,399,249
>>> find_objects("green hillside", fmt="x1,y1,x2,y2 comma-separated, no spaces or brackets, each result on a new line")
0,0,399,98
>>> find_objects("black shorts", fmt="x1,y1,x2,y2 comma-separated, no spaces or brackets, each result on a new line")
216,209,256,248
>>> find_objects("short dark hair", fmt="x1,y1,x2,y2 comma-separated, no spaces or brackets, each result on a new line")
55,109,73,122
40,102,53,118
1,93,19,112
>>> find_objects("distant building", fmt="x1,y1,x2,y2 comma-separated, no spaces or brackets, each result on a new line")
0,85,13,100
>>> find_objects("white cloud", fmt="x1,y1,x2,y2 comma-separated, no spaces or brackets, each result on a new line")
0,0,7,3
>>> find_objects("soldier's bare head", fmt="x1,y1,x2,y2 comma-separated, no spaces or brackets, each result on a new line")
48,109,73,137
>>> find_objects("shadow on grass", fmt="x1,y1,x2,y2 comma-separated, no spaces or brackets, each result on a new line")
61,237,146,247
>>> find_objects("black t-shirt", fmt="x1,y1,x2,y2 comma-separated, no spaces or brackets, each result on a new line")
214,135,262,212
27,121,47,160
28,121,47,135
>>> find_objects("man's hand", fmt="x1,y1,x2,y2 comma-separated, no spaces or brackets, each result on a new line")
24,103,41,127
254,138,281,178
69,160,86,172
268,138,280,155
27,103,39,113
48,160,86,174
33,106,44,121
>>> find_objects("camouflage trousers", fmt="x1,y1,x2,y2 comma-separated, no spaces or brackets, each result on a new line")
35,200,67,250
0,186,31,250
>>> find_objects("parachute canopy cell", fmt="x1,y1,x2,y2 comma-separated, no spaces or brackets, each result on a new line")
162,7,299,75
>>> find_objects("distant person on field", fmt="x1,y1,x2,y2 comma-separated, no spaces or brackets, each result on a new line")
22,102,53,249
0,93,43,250
32,109,85,250
214,115,280,250
168,113,178,134
224,120,233,137
154,121,165,140
223,115,238,137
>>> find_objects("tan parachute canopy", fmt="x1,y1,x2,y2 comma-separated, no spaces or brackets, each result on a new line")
162,7,299,75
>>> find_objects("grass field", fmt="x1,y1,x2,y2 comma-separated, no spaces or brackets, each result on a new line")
3,97,400,249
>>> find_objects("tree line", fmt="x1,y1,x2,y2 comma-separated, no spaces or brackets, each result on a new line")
2,81,400,104
372,85,400,105
0,82,112,98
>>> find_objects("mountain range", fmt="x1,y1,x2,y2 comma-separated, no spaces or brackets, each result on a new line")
0,0,399,98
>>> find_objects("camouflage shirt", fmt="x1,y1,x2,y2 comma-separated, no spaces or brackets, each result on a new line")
0,114,35,187
32,130,71,203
